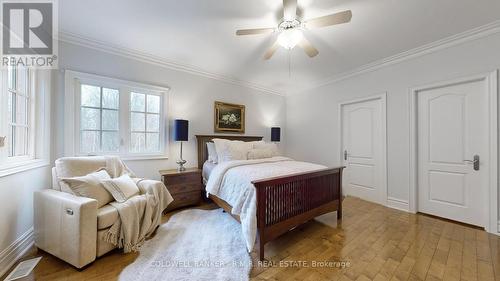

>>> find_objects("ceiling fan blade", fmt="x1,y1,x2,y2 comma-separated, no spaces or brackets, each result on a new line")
283,0,297,20
236,28,275,36
298,37,319,58
263,40,280,60
305,10,352,29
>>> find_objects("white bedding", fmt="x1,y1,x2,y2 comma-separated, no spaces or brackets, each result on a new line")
205,156,327,251
202,161,217,184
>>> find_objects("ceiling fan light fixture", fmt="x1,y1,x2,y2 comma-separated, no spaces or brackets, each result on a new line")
277,28,303,49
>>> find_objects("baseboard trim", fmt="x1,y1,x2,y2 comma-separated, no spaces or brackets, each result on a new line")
0,227,35,277
387,197,410,212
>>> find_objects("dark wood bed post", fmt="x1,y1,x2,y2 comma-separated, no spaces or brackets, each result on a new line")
196,135,344,261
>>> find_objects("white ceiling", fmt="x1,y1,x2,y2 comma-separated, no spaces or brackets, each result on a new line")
60,0,500,94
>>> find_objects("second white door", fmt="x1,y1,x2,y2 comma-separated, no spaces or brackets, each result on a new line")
341,97,386,205
417,79,488,226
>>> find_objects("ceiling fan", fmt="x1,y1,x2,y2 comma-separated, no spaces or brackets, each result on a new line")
236,0,352,60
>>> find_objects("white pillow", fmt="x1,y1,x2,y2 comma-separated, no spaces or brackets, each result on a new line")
101,174,140,203
250,140,264,148
206,142,218,163
226,141,253,161
212,139,230,163
253,142,280,156
212,139,253,162
60,169,113,208
247,148,274,160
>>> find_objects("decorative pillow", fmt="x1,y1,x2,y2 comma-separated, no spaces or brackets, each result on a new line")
247,148,274,160
207,142,218,163
101,174,140,203
253,142,280,156
60,169,113,208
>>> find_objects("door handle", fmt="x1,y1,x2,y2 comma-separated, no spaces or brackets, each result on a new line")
344,150,348,161
464,155,480,171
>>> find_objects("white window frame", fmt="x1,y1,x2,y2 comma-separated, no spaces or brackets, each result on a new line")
64,70,170,160
0,69,51,177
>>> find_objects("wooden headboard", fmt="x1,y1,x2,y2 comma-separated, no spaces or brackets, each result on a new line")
195,135,263,169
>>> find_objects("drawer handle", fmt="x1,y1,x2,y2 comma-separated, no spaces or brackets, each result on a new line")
66,208,74,215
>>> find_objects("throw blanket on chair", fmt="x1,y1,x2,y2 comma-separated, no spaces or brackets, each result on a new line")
103,157,174,252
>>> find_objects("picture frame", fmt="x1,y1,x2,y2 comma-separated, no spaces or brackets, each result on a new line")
214,101,245,133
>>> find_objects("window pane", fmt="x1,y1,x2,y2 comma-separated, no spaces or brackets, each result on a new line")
102,88,119,109
8,67,16,90
102,131,119,152
147,95,160,113
146,114,159,132
17,68,27,94
81,84,101,107
131,112,145,131
14,127,27,156
7,92,14,123
16,96,27,125
130,133,145,153
8,126,14,157
81,107,100,130
146,133,159,152
130,92,145,112
81,131,100,153
102,109,118,130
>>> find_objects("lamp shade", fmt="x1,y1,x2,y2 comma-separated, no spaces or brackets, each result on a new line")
173,119,189,141
271,127,281,142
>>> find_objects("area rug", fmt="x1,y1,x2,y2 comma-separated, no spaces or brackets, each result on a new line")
119,208,252,281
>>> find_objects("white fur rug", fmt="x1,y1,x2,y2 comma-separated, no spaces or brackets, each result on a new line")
119,209,251,281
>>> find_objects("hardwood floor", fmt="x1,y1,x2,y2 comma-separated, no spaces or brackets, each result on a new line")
4,196,500,281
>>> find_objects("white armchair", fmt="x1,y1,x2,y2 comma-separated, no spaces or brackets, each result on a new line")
34,156,169,268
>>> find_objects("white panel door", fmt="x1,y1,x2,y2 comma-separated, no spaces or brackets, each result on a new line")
417,80,488,226
341,98,384,204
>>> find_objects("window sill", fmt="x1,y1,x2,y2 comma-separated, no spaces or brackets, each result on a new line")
119,155,169,161
77,153,169,161
0,159,50,178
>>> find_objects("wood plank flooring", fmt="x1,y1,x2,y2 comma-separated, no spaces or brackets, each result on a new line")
4,196,500,281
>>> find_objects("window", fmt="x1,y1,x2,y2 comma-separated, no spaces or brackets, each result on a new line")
130,92,161,153
2,67,34,160
0,67,50,176
66,71,169,159
80,85,120,153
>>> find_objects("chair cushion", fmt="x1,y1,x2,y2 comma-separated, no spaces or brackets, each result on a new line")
97,205,119,230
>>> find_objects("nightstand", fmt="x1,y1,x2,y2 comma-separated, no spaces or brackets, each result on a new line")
159,168,202,212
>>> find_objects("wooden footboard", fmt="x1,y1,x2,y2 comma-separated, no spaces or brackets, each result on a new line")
252,167,344,260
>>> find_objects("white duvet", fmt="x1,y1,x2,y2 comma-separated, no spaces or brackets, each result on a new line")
205,157,327,251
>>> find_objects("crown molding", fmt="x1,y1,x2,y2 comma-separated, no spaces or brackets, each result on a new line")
293,19,500,94
58,31,286,97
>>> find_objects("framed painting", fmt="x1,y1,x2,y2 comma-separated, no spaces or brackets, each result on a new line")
214,101,245,133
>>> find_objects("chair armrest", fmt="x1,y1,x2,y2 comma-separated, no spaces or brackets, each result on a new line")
34,189,98,268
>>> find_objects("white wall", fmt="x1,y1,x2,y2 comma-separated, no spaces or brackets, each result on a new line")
0,167,51,263
55,41,287,180
286,32,500,208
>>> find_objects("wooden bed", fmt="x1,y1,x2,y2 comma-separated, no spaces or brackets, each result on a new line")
196,135,344,260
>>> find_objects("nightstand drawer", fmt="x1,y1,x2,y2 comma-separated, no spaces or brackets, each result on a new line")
167,182,201,194
164,173,200,185
166,191,200,211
